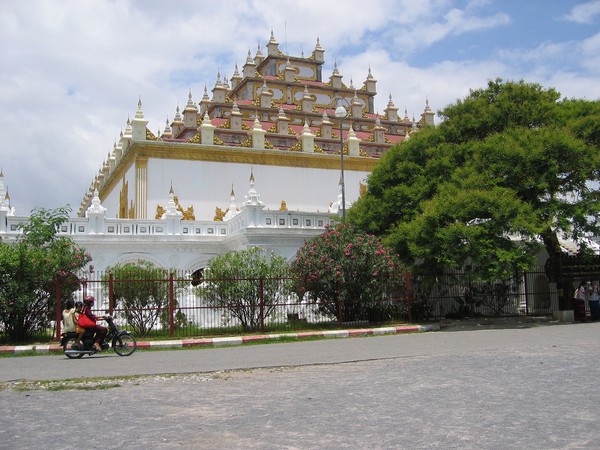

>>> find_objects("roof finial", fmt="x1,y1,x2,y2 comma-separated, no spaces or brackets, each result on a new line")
315,36,323,51
134,96,144,119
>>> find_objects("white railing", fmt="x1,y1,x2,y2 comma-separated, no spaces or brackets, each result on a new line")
0,207,334,239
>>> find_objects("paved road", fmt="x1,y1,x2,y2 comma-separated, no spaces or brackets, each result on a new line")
2,322,600,449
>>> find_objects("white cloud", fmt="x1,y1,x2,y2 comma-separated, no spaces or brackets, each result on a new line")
564,0,600,24
388,2,510,52
1,0,600,215
580,31,600,72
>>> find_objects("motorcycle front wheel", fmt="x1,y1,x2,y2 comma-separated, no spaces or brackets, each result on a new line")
113,334,137,356
63,337,84,359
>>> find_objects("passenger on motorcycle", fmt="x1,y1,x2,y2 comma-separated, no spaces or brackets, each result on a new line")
80,296,108,351
62,300,78,333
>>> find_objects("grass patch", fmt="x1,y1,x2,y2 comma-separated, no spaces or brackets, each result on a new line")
0,350,44,358
48,383,121,391
0,373,153,392
0,373,210,392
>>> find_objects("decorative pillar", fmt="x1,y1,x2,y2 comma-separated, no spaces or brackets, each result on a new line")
300,120,315,153
86,189,107,234
183,90,198,128
276,106,290,134
385,94,399,122
135,157,148,219
421,98,435,125
229,101,242,131
373,116,386,144
347,125,361,156
162,186,182,235
364,67,377,93
320,110,333,139
351,91,363,118
241,169,265,227
259,80,273,108
251,116,267,149
301,85,314,112
199,112,216,144
131,98,149,141
284,58,295,83
171,105,184,138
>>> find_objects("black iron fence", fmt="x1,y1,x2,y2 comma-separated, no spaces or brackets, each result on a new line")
1,266,563,342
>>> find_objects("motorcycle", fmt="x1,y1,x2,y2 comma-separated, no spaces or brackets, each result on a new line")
61,316,137,358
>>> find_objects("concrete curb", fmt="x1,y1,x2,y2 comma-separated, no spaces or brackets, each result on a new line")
0,323,440,355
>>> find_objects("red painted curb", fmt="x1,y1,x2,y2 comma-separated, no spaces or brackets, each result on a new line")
348,329,374,337
0,324,439,355
182,339,214,347
242,335,272,343
394,326,419,333
296,331,324,339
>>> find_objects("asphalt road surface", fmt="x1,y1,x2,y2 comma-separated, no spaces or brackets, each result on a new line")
2,322,600,449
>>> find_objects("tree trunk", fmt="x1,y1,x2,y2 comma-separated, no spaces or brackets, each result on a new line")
541,228,572,310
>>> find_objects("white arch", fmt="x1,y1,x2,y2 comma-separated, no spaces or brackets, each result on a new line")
105,252,167,270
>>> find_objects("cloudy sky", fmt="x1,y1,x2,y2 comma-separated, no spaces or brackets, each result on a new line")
1,0,600,216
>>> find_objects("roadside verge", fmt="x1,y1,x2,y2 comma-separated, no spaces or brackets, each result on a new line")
0,323,440,355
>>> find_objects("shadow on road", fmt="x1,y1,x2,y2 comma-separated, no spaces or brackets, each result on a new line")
438,315,571,332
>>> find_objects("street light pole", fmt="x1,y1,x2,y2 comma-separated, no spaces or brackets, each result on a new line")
333,96,349,220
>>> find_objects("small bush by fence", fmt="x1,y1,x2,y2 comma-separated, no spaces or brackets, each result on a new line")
1,266,558,343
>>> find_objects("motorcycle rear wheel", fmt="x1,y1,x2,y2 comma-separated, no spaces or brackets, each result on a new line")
114,334,137,356
64,337,84,359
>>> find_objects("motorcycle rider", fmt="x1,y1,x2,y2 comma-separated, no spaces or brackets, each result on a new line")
81,296,108,351
74,301,85,346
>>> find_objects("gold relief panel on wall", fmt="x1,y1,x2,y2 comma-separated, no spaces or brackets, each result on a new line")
155,196,196,221
119,177,128,219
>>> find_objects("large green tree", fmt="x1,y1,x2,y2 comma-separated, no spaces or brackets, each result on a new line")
0,207,92,342
349,79,600,279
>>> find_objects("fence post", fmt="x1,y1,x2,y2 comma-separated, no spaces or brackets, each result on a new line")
405,271,412,323
523,270,530,316
169,272,175,337
55,277,62,340
108,272,115,316
259,277,265,333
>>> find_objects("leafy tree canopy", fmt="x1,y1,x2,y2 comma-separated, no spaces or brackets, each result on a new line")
103,260,178,336
349,79,600,279
199,247,291,331
0,206,92,342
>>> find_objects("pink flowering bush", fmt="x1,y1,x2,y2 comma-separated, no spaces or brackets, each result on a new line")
290,223,404,322
0,207,92,342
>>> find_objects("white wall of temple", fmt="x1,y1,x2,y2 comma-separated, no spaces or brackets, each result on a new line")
101,164,136,218
143,159,370,220
76,238,227,273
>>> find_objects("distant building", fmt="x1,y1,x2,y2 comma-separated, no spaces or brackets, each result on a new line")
2,32,435,273
78,31,434,221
